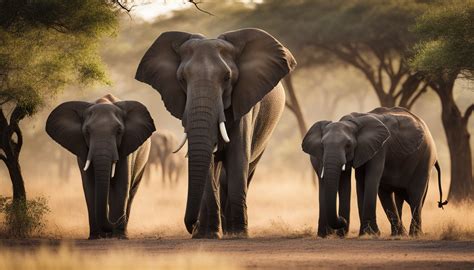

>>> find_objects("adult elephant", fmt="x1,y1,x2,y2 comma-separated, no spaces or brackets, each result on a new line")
136,28,296,238
146,130,186,187
302,107,447,237
46,94,155,239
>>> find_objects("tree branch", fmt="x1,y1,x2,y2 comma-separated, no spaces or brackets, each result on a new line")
188,0,214,16
463,104,474,124
407,82,428,109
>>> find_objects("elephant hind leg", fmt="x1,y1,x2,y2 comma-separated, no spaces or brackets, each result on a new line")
394,192,407,235
379,186,405,236
408,183,428,237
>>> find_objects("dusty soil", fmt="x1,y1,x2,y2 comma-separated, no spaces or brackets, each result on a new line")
1,237,473,269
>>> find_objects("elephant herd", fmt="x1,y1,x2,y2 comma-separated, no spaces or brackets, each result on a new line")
45,28,447,240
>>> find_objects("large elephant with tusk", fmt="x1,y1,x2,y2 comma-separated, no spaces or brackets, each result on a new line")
136,28,296,238
46,94,155,239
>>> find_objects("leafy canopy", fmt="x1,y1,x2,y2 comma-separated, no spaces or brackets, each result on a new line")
0,0,118,116
411,0,474,79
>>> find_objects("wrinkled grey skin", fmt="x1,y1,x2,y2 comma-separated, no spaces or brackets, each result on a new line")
146,131,186,187
46,94,155,239
302,107,439,237
136,28,296,238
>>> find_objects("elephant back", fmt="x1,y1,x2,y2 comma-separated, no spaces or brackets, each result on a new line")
370,107,425,158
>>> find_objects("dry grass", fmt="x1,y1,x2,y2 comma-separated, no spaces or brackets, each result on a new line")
0,245,240,270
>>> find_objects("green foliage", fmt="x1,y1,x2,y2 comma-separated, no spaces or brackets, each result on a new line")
0,0,118,115
0,196,50,238
234,0,428,67
411,0,474,79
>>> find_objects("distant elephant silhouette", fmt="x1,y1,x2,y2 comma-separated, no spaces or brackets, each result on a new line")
54,148,75,182
145,131,186,187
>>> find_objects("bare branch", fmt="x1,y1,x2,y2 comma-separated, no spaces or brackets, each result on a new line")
407,83,428,109
111,0,137,12
463,104,474,124
188,0,214,16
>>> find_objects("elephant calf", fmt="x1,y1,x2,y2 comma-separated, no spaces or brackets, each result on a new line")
46,94,156,239
302,107,447,237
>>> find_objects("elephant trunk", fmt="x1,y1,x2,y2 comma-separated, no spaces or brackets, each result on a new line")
93,148,114,233
323,153,347,230
184,96,217,234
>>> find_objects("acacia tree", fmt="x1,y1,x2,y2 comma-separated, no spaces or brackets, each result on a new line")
411,0,474,203
0,0,118,201
241,0,430,110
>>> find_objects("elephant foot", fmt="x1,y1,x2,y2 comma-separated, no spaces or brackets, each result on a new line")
317,226,334,238
88,231,110,240
336,227,349,238
391,224,407,237
88,233,101,240
112,230,129,240
226,232,248,239
409,228,423,237
359,222,380,237
191,222,222,239
192,231,222,239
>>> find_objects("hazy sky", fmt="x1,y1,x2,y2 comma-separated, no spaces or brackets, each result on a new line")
131,0,263,21
131,0,188,21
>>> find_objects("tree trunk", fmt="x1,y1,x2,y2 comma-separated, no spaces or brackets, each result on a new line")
5,158,26,201
432,76,473,203
283,74,308,137
0,108,27,202
282,75,316,185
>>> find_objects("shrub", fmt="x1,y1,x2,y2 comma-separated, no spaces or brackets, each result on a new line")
0,196,50,238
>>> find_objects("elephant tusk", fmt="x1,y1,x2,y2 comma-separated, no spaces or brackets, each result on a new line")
342,164,346,171
213,144,218,153
111,162,117,178
173,133,187,153
321,166,324,179
219,122,230,143
83,159,91,171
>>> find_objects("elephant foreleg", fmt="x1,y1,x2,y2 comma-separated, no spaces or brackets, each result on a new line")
194,160,222,239
79,161,100,240
337,168,351,237
355,167,365,233
359,151,385,236
109,159,132,239
226,155,249,237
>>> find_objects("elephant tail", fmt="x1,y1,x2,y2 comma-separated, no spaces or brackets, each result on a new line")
435,161,448,209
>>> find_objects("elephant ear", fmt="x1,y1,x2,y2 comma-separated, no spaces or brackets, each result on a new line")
218,28,297,119
135,31,204,120
114,101,156,156
347,114,390,168
45,101,92,160
302,120,331,177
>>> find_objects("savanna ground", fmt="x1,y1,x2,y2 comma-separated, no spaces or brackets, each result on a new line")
1,168,473,269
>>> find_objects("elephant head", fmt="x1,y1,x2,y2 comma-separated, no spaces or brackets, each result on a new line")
302,114,390,230
46,100,155,232
136,28,296,233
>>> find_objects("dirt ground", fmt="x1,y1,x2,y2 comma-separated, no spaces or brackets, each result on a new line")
1,237,473,269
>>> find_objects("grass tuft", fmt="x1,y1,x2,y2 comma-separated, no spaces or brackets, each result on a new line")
0,196,50,238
